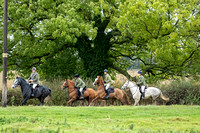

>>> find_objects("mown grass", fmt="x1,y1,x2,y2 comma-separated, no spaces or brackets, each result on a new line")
0,106,199,133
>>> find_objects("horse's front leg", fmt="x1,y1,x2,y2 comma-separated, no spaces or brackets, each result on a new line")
89,96,99,106
67,98,76,106
22,98,29,106
134,99,140,106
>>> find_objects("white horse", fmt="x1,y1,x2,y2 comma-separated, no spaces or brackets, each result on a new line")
121,81,169,106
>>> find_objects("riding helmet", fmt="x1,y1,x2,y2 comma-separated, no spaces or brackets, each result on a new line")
74,74,79,77
32,67,36,70
104,69,108,72
138,71,142,74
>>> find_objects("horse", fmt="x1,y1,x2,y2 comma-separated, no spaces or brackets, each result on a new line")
89,76,130,106
62,79,97,106
121,80,169,106
12,77,52,106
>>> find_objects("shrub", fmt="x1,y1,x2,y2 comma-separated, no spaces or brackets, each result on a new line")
156,79,200,105
1,78,200,106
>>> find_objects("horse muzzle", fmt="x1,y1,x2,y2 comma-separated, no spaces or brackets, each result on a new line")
12,85,16,88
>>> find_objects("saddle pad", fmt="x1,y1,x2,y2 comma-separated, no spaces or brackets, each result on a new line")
107,87,114,93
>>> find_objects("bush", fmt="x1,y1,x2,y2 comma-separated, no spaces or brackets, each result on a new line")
1,78,200,106
157,79,200,105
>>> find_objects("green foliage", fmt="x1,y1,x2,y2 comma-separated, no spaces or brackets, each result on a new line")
0,0,200,80
157,79,200,105
114,0,200,79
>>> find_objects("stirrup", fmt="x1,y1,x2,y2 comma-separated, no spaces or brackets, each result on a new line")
79,96,84,99
104,94,110,99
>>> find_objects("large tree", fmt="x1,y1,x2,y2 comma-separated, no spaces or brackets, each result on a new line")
0,0,199,80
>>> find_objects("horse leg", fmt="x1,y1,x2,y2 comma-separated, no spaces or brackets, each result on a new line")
22,98,29,106
112,99,115,106
67,98,76,106
134,99,140,106
37,96,42,106
89,96,99,106
38,91,49,106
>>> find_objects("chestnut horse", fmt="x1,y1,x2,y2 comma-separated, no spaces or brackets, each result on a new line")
62,79,97,106
89,76,130,106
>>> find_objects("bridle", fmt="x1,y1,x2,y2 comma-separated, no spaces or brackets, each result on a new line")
123,81,138,96
96,77,104,86
63,80,77,94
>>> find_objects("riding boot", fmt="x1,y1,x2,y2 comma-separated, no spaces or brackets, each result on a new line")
104,90,110,99
31,88,35,97
142,92,145,99
79,91,84,100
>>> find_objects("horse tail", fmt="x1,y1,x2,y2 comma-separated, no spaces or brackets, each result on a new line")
122,90,130,105
160,92,169,101
48,89,52,97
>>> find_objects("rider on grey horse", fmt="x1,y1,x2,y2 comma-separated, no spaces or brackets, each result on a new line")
136,71,147,99
28,67,39,97
103,69,115,99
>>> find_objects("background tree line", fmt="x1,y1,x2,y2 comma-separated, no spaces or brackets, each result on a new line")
0,0,200,81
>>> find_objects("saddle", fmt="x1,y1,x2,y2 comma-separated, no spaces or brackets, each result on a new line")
76,86,87,97
105,87,115,93
29,84,40,90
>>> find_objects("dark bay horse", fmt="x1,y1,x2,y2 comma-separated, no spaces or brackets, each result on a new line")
62,79,97,106
12,77,51,106
89,76,130,106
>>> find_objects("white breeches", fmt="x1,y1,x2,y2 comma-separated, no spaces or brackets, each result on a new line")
33,84,37,89
80,87,84,92
141,86,146,92
105,83,111,90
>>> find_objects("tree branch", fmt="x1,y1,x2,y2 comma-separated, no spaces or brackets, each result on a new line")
110,64,136,82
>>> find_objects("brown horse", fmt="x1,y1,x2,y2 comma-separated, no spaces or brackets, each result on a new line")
62,79,97,106
89,76,130,106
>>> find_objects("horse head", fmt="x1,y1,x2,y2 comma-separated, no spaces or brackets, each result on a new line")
62,79,69,89
12,77,21,88
93,76,104,86
121,81,131,90
62,79,75,90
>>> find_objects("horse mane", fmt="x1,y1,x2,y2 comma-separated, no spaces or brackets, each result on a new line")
18,77,27,83
99,76,104,84
67,79,75,86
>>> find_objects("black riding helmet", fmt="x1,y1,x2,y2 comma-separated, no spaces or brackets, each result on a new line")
74,74,79,77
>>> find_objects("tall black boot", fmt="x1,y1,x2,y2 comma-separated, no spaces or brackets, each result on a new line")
142,92,145,99
31,89,35,97
79,91,84,100
104,90,110,99
138,86,143,99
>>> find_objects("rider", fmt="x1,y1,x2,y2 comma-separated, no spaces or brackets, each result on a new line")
103,69,115,99
74,74,86,100
136,71,146,99
28,67,39,97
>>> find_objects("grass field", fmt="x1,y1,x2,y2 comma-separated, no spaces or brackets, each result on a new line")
0,106,199,133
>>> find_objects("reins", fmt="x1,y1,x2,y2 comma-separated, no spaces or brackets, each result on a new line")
125,81,138,96
65,80,77,94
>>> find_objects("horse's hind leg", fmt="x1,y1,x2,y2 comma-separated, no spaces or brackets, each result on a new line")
39,92,49,106
37,96,43,106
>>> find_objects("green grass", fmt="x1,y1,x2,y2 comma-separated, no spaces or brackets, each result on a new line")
0,106,199,133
